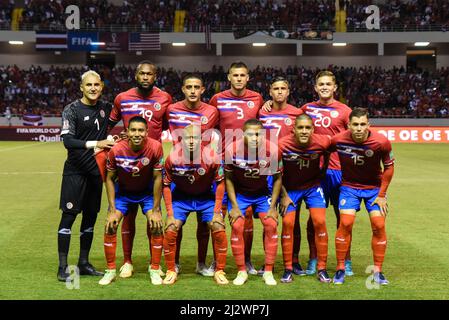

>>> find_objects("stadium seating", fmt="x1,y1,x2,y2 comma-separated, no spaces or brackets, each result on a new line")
1,64,448,118
0,0,446,32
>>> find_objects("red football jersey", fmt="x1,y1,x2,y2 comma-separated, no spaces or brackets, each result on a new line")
330,130,395,189
259,104,303,141
224,139,282,196
164,145,223,196
107,138,164,194
279,133,332,190
209,89,263,153
300,100,351,170
110,87,172,141
167,101,219,144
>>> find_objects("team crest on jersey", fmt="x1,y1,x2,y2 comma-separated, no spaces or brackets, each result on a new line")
247,101,255,108
285,118,292,125
259,160,267,168
66,202,73,209
100,110,105,118
311,153,319,160
179,170,185,175
330,111,339,118
197,167,206,176
154,103,161,111
200,116,209,125
340,199,346,206
239,162,246,168
188,175,195,184
365,149,374,157
141,157,150,166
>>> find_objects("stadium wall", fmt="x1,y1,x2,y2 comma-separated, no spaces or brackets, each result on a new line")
1,125,448,143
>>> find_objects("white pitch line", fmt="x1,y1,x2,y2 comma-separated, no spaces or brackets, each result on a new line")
0,141,51,152
0,171,58,175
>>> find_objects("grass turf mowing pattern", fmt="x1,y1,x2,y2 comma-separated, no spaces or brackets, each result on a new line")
0,141,449,299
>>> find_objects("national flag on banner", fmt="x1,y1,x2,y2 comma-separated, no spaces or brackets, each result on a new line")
99,32,128,51
205,24,211,50
23,114,43,126
35,31,67,51
128,32,161,51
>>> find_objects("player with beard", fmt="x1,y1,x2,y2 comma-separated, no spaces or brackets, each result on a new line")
106,61,172,279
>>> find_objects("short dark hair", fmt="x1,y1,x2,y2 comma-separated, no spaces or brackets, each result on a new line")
128,116,148,128
228,61,249,74
243,118,262,129
182,73,204,86
349,107,369,121
136,60,157,73
315,70,336,84
295,113,313,124
270,76,289,88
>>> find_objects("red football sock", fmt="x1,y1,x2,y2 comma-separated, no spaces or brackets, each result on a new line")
260,213,278,272
335,214,355,270
292,207,301,263
150,232,163,270
212,229,227,271
243,207,254,262
230,217,245,272
121,206,137,264
370,216,387,273
281,211,295,270
163,230,178,272
307,215,317,260
196,217,210,265
175,227,182,264
104,233,117,270
335,207,352,260
310,208,328,270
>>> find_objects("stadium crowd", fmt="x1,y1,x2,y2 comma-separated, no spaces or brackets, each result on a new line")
0,0,446,32
1,64,448,118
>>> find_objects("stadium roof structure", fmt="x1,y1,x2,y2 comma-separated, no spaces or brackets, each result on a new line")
0,30,449,56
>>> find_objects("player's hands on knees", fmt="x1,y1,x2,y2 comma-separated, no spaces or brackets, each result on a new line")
265,207,279,224
212,212,226,229
149,208,163,232
261,100,273,112
105,212,120,234
371,197,388,217
165,215,177,231
279,195,294,216
228,208,243,226
97,139,116,149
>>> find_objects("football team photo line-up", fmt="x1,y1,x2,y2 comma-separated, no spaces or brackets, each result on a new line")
57,60,394,287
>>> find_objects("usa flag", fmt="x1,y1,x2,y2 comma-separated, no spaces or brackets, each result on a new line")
128,32,161,51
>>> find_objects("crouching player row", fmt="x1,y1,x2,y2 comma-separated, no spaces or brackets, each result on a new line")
278,109,394,285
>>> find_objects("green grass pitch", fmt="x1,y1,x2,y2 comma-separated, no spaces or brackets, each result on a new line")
0,141,448,300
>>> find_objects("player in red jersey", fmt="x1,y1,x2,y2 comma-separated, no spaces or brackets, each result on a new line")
225,119,282,286
259,76,303,140
166,74,220,277
209,61,264,275
278,114,332,283
106,61,172,279
162,124,228,285
329,108,394,285
257,76,303,275
99,116,165,286
299,71,353,276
